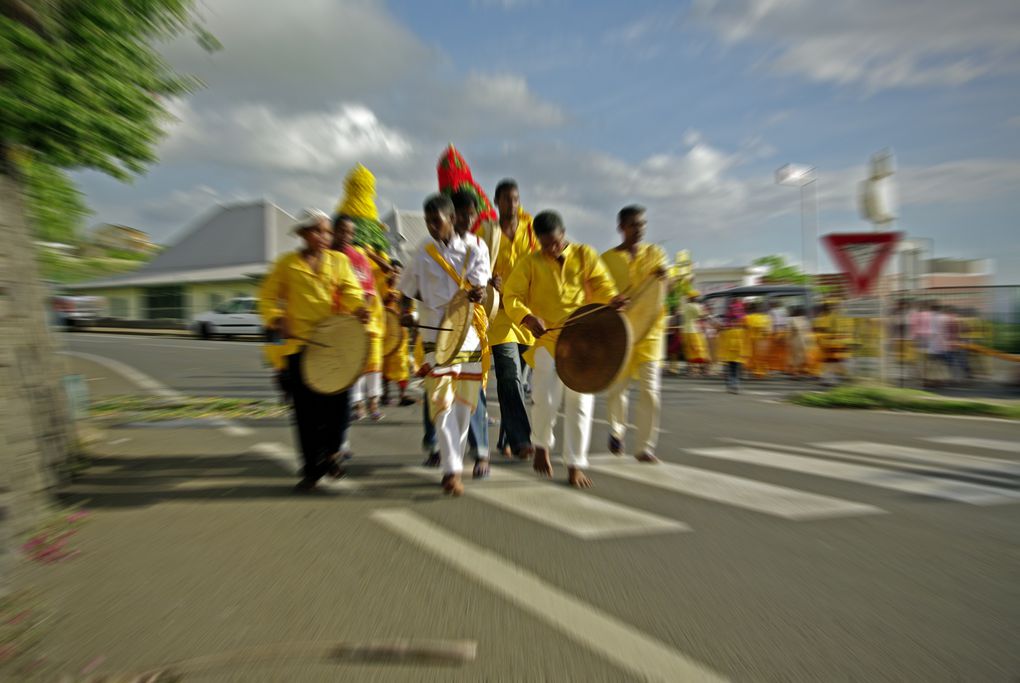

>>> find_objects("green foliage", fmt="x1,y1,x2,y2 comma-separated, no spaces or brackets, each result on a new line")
790,384,1020,419
36,249,145,284
0,2,203,178
91,394,288,422
19,155,89,243
753,254,809,285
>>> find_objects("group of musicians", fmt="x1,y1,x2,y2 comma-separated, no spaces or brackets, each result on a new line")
259,179,671,495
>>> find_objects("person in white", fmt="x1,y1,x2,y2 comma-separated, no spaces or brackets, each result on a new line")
401,194,490,496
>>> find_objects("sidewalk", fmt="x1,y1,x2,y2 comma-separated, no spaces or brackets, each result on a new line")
8,369,607,681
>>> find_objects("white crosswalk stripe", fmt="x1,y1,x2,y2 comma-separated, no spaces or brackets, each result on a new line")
686,446,1020,506
588,455,883,520
405,466,689,539
816,441,1020,480
923,437,1020,455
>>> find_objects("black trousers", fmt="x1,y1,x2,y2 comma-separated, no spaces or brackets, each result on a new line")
493,342,532,453
287,352,350,481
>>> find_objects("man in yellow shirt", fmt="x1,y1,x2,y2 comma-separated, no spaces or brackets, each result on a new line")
504,211,624,488
602,205,667,464
259,209,368,492
486,179,539,460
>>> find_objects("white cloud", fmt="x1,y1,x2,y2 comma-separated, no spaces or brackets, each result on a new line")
460,73,566,128
691,0,1020,90
162,100,412,173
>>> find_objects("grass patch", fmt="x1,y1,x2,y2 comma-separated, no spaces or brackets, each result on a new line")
790,384,1020,419
90,395,288,422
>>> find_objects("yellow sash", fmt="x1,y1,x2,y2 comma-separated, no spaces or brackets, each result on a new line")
425,242,491,379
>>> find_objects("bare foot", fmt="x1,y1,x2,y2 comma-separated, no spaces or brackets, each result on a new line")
441,473,465,496
568,467,593,488
517,444,534,461
532,446,553,478
501,445,513,459
472,459,490,480
635,452,660,464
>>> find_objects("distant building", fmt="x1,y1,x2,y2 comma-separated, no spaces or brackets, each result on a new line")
91,224,159,254
692,265,768,294
380,207,428,264
67,201,298,320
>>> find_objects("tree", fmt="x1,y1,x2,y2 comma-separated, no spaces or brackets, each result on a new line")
0,0,211,598
753,254,810,285
21,155,90,244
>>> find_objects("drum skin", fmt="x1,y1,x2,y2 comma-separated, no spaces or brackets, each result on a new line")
435,289,472,367
302,315,369,394
382,308,403,357
555,304,633,394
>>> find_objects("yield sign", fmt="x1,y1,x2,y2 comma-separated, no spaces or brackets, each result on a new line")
822,232,903,296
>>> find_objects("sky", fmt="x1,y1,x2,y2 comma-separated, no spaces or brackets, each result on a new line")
74,0,1020,281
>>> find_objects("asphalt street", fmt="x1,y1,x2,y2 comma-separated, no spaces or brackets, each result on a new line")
48,331,1020,681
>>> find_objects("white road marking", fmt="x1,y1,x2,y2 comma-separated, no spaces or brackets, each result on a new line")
108,438,131,446
816,441,1020,478
687,446,1020,506
249,442,360,492
372,509,728,683
60,351,183,400
405,466,687,539
588,456,882,520
221,425,254,437
923,437,1020,455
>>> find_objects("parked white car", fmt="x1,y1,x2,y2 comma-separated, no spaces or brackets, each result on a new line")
191,297,264,339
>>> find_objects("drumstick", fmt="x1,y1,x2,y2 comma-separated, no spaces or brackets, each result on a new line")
412,323,454,332
543,274,666,333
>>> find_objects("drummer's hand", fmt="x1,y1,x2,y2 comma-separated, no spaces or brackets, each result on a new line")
522,314,546,338
416,362,432,378
354,308,371,324
610,294,629,311
653,266,668,279
490,276,502,293
400,313,416,328
467,285,484,303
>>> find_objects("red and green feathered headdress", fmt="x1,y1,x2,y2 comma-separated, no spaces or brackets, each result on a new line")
436,144,497,234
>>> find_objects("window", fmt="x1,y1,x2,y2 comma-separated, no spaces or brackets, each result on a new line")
209,293,225,312
110,297,129,318
144,286,185,320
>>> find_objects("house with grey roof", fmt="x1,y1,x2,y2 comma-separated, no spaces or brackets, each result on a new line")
67,200,299,320
68,200,429,322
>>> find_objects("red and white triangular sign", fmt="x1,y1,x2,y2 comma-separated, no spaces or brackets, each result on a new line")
822,232,902,296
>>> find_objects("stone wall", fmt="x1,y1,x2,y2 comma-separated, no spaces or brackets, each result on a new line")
0,169,75,591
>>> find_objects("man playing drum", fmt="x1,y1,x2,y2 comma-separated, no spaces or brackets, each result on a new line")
601,205,667,464
451,190,494,479
503,211,625,488
260,209,368,492
401,194,491,496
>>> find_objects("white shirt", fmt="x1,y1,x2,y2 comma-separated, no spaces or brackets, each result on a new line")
404,233,491,365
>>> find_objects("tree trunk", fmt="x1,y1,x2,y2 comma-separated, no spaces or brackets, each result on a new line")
0,160,75,596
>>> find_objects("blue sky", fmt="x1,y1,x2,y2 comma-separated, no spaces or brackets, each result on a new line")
76,0,1020,280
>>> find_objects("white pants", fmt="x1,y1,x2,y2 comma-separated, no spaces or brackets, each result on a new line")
351,372,382,403
531,346,593,469
436,401,473,476
606,360,661,455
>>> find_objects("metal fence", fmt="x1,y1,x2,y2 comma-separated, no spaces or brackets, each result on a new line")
854,285,1020,388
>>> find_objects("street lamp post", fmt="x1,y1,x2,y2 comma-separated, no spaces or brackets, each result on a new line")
775,164,818,285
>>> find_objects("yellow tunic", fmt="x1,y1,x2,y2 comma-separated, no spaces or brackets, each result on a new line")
814,312,851,363
258,250,365,370
716,324,750,364
503,243,618,365
600,244,668,374
681,301,709,363
379,278,409,383
484,210,538,347
744,312,773,377
358,246,386,373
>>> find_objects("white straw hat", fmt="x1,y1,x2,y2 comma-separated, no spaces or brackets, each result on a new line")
291,208,330,233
